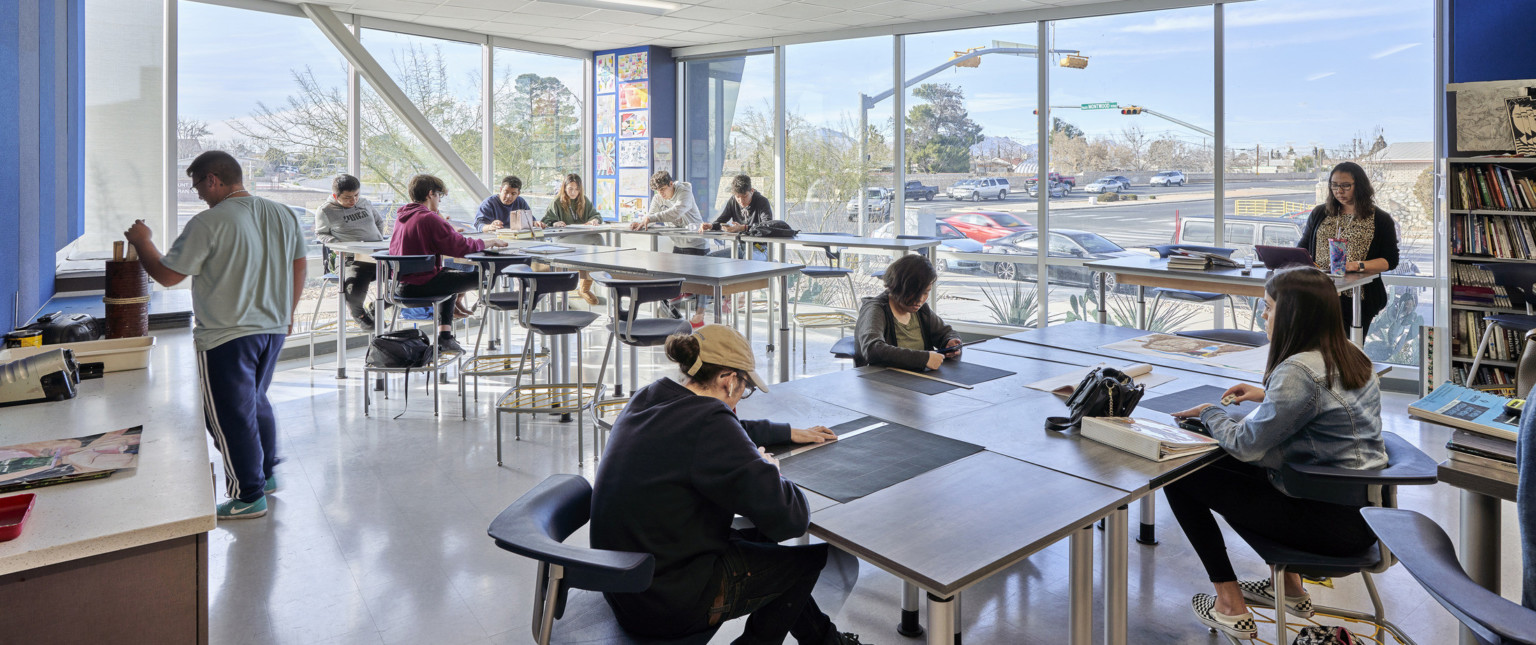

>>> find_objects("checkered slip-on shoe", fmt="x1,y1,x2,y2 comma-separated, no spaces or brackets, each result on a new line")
1238,578,1316,619
1191,594,1257,640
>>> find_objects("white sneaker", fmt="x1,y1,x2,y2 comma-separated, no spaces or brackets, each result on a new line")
1238,578,1315,619
1191,594,1257,640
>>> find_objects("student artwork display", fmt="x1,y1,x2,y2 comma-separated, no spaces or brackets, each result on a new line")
618,139,649,168
596,95,616,135
619,111,648,138
0,426,143,493
619,197,646,220
618,82,649,110
1099,333,1269,373
596,54,616,93
595,138,616,176
653,138,673,171
1451,80,1536,152
618,168,649,196
596,179,616,214
618,52,647,81
1509,96,1536,155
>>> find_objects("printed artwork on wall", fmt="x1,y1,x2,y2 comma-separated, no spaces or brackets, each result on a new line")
652,138,673,173
619,111,648,138
596,179,616,214
618,52,648,81
619,197,647,220
618,140,649,168
597,54,615,93
618,168,649,196
595,137,616,176
596,95,616,135
619,82,649,110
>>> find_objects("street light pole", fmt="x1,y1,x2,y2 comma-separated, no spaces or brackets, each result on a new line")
858,94,868,236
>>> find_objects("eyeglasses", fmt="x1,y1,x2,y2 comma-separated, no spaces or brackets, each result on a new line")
187,175,208,193
1329,182,1355,190
733,370,756,399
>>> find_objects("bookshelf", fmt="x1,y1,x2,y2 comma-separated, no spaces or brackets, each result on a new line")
1446,157,1536,389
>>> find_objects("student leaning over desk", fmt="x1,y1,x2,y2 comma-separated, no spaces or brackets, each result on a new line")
854,254,962,371
1166,265,1387,641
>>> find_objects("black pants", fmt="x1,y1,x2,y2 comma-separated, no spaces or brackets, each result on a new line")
673,246,708,256
341,261,376,321
395,269,479,327
1163,457,1376,583
615,531,838,645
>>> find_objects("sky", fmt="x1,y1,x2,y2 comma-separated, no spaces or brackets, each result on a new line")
177,0,1433,155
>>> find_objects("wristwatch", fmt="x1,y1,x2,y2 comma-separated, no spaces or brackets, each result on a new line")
1355,260,1365,272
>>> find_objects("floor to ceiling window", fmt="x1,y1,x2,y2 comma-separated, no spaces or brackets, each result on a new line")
492,49,583,213
81,0,163,257
681,54,774,219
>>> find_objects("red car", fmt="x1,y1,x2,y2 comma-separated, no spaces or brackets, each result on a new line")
942,211,1034,243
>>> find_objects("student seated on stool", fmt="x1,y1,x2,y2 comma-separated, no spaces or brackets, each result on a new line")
475,175,543,233
1166,266,1387,641
853,254,961,370
316,173,387,328
590,325,863,645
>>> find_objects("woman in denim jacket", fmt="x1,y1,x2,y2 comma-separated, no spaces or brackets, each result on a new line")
1166,266,1388,640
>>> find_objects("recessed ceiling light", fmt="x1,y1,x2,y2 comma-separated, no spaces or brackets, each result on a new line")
535,0,682,16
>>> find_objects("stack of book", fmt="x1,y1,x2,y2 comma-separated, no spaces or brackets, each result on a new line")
1080,416,1220,462
1451,163,1536,212
1408,382,1521,440
1166,251,1237,271
1449,212,1536,258
1450,263,1513,309
1445,429,1517,476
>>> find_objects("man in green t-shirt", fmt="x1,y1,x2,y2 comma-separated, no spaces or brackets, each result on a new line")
124,150,307,521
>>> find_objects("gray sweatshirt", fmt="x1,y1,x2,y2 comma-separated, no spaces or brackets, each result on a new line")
647,181,706,249
316,197,385,244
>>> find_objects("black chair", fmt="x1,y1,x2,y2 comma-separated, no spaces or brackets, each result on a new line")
458,252,544,419
1219,432,1438,644
363,254,461,417
494,265,612,467
489,475,720,645
592,272,689,399
794,233,859,369
1361,507,1536,645
1467,263,1536,384
1174,328,1269,347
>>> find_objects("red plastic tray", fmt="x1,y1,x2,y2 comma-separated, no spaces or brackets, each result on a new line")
0,493,36,542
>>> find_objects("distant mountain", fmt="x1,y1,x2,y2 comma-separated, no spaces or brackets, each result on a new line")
971,136,1033,160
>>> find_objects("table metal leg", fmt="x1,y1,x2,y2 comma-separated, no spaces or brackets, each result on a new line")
926,593,955,645
899,581,924,637
1136,285,1147,330
713,285,724,323
779,275,790,383
1097,272,1108,325
1459,489,1501,645
1106,506,1129,645
1351,286,1364,345
335,254,348,379
1138,495,1158,545
372,267,385,391
1069,525,1093,645
614,296,624,398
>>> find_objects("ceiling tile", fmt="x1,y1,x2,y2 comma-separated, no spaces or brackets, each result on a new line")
798,0,890,7
426,6,506,21
348,0,436,15
491,13,581,27
699,0,785,11
738,12,805,29
691,21,764,37
959,0,1049,11
516,2,598,18
442,0,531,10
815,10,889,27
757,3,840,20
667,6,749,22
862,0,938,17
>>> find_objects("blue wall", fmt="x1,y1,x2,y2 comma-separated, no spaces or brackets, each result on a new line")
1451,0,1536,83
0,0,82,329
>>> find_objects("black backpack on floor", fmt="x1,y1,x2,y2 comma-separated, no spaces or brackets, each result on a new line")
366,329,432,369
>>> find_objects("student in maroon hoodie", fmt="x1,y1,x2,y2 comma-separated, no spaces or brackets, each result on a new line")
388,174,508,354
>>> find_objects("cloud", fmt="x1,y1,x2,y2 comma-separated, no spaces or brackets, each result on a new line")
1370,43,1421,59
1121,4,1403,33
1306,72,1336,82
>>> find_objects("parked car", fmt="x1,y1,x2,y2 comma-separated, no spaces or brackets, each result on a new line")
1049,172,1076,190
1171,213,1304,258
1082,178,1123,194
948,177,1010,202
846,186,894,221
1026,180,1068,198
1103,175,1133,190
982,229,1141,287
1150,170,1187,187
946,179,978,200
942,210,1033,243
903,179,938,201
869,220,984,273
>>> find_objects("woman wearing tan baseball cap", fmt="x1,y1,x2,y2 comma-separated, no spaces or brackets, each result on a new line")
589,325,862,644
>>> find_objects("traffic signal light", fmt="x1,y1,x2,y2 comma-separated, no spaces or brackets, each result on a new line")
1032,109,1038,115
1120,106,1142,115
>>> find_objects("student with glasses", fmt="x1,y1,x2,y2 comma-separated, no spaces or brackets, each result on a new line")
590,325,863,645
1296,161,1400,331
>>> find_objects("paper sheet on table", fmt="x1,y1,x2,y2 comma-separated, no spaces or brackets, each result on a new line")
1026,362,1177,396
1099,333,1267,374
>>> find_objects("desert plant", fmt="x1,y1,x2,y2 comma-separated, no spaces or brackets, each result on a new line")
1363,287,1424,365
982,281,1052,328
1063,287,1202,332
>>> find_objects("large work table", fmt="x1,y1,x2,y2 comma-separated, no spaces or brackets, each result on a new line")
0,328,216,643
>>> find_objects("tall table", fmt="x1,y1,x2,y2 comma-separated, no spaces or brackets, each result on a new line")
1084,255,1380,345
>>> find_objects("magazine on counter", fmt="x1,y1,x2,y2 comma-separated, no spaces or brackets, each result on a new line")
1408,381,1520,441
1080,416,1219,462
0,426,143,493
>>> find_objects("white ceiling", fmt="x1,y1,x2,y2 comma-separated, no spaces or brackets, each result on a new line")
279,0,1131,53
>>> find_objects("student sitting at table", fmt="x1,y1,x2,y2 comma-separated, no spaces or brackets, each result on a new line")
475,175,542,233
854,254,962,371
316,173,386,328
703,174,772,260
632,170,707,255
590,325,861,645
542,173,605,304
388,174,508,354
1166,265,1386,641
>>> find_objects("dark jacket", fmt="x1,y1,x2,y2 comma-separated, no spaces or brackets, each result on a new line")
711,191,772,229
387,202,485,285
854,292,961,370
473,194,531,231
590,377,801,626
1297,204,1399,326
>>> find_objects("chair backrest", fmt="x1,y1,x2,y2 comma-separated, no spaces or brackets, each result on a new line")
503,264,580,325
1478,263,1536,312
488,474,655,644
806,232,854,266
1149,244,1235,259
464,253,533,292
591,271,684,342
372,254,438,285
1362,507,1536,645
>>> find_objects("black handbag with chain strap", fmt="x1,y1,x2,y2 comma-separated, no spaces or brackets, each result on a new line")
1058,367,1145,430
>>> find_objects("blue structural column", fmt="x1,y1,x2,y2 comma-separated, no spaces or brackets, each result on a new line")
590,46,675,222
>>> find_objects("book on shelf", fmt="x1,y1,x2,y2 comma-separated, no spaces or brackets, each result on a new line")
1079,416,1220,462
1450,309,1529,363
1450,263,1514,308
1451,365,1518,394
1452,163,1536,212
1444,429,1517,475
1408,381,1520,441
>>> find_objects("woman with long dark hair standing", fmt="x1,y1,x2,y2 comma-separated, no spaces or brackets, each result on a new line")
1164,266,1387,640
1296,161,1400,331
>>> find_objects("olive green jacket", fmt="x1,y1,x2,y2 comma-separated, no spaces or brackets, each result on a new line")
542,197,602,226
